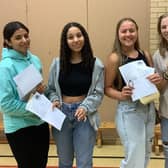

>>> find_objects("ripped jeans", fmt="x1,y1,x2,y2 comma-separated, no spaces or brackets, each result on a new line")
115,100,155,168
52,101,96,168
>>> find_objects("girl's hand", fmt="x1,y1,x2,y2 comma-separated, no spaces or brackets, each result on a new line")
36,83,46,94
75,107,87,122
147,73,162,85
52,100,61,110
120,85,134,100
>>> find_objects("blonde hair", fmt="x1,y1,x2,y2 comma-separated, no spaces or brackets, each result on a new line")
112,18,140,90
112,17,140,65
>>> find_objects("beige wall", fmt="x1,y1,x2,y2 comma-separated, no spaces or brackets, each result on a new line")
0,0,150,122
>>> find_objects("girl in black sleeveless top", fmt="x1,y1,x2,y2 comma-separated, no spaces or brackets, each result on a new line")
105,18,161,168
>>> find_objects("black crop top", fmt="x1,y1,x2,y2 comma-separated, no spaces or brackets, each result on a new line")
121,50,149,87
58,62,92,96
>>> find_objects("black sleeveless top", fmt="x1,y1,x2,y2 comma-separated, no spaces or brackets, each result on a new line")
122,50,149,65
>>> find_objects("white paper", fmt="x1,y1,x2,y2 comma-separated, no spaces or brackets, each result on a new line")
119,60,158,101
13,64,43,99
26,92,66,131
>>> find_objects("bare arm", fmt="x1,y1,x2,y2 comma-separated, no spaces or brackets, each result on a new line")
104,53,133,101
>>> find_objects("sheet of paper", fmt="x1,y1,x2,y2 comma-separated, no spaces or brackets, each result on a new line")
119,60,158,101
131,77,158,101
26,92,66,131
13,64,43,99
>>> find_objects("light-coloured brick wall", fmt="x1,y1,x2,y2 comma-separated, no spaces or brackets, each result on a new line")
150,0,168,55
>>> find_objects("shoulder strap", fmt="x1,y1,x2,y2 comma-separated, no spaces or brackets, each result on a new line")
138,50,151,66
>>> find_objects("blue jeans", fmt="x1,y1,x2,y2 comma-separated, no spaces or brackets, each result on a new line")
115,100,155,168
52,102,96,168
161,117,168,168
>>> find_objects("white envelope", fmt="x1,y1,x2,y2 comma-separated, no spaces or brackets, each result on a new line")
13,64,43,99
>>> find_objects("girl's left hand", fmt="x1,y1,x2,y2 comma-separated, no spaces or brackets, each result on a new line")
147,73,162,85
75,107,87,122
36,83,46,94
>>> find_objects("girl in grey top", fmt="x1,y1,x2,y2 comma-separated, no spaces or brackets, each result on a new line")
153,13,168,168
47,22,104,168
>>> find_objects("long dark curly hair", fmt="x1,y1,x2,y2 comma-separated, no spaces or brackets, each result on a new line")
59,22,95,74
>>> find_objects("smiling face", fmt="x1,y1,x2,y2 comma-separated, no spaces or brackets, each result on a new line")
6,28,30,55
160,16,168,42
118,20,138,49
66,26,84,54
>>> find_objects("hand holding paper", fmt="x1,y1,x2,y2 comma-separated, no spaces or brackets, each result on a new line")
36,83,46,94
119,60,159,101
26,92,66,131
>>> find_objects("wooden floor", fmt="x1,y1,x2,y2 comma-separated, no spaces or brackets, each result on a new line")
0,144,165,167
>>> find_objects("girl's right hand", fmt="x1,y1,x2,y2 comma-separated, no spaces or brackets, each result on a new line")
120,85,134,100
52,100,61,110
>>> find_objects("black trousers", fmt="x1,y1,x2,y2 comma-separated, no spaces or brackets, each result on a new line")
6,123,50,168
